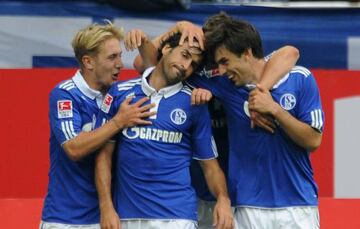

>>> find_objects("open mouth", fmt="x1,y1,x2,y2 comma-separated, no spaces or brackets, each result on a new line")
112,72,119,80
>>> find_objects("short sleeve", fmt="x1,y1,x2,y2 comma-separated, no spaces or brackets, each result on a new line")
191,104,218,160
186,72,222,97
49,88,82,145
297,70,325,133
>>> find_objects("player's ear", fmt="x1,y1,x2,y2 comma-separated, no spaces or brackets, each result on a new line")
161,44,172,56
82,55,94,70
243,48,253,61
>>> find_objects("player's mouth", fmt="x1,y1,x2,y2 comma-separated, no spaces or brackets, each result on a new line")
112,72,119,80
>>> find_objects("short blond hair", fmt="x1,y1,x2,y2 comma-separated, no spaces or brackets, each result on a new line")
72,20,124,66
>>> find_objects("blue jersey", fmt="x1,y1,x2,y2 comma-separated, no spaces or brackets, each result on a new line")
187,66,324,208
42,70,103,224
97,67,218,221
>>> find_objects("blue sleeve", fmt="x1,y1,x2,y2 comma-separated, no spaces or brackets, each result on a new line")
186,73,222,97
49,88,82,145
297,72,325,133
191,104,218,160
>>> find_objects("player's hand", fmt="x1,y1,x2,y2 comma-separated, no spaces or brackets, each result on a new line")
250,110,276,133
213,196,234,229
125,29,149,51
191,88,212,105
248,84,279,115
100,207,121,229
176,21,205,50
112,97,156,128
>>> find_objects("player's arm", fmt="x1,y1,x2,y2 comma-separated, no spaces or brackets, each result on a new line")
133,21,204,73
250,46,300,132
192,104,233,229
125,29,158,70
249,84,322,152
200,159,233,229
259,46,299,90
63,97,155,161
95,142,120,229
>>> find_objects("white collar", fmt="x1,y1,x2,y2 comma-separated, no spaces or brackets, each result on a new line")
72,70,103,99
141,67,183,98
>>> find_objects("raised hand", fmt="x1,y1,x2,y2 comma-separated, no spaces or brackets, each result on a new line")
176,21,205,50
124,29,149,51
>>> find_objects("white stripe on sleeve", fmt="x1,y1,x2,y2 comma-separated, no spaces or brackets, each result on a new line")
61,121,71,140
69,121,78,138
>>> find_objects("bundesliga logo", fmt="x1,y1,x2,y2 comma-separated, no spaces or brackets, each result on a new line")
101,94,113,113
57,100,73,118
197,67,221,78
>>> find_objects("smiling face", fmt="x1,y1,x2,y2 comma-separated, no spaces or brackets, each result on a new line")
215,45,254,87
90,37,123,91
160,41,203,85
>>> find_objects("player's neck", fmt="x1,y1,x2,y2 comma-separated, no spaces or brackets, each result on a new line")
82,71,105,93
148,68,167,91
251,59,266,84
148,66,168,91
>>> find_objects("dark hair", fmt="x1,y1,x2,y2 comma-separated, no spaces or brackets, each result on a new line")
157,32,204,71
204,12,264,64
157,32,183,61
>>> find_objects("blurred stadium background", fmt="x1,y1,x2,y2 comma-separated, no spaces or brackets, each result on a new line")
1,0,360,228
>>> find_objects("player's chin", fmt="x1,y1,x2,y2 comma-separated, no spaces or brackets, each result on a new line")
105,79,116,88
171,76,183,85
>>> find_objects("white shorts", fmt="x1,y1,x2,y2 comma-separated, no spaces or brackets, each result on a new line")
234,206,320,229
121,219,197,229
39,221,100,229
197,199,216,229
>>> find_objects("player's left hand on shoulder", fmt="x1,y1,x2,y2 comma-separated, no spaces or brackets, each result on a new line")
213,197,234,229
191,88,212,105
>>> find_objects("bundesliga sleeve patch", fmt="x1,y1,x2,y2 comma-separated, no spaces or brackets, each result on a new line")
101,94,113,113
57,100,73,119
198,67,221,78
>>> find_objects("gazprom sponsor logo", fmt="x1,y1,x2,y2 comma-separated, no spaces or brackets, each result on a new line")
122,127,183,143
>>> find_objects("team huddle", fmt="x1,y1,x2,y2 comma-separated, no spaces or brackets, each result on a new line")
40,12,324,229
